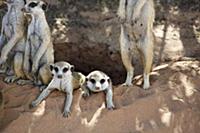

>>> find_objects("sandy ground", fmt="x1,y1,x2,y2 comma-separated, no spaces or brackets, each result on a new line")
0,60,200,133
0,2,200,133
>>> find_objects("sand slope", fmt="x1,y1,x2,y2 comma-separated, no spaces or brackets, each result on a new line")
0,60,200,133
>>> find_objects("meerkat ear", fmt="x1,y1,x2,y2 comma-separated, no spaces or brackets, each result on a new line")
49,64,54,71
41,2,48,11
70,65,74,72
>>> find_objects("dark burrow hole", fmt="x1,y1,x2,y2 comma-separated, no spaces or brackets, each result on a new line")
54,43,143,85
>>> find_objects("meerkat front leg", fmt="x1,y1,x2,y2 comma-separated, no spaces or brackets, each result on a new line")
0,35,6,73
117,0,126,23
126,0,136,23
32,37,50,74
105,81,115,109
120,25,134,86
30,80,58,108
0,18,7,73
63,86,73,117
0,14,6,51
131,0,147,21
0,33,5,51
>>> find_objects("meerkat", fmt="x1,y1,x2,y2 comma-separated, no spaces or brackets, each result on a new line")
82,70,115,109
0,0,27,80
30,61,85,117
118,0,155,89
17,0,54,86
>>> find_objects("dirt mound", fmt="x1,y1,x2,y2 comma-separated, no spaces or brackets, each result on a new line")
0,60,200,133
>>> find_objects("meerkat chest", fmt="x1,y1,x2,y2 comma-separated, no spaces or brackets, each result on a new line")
57,79,73,92
3,13,16,38
28,20,42,52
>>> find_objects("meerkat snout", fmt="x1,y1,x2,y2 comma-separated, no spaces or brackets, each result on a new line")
57,75,62,79
21,7,25,12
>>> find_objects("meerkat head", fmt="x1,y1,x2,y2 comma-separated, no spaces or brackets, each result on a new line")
49,61,74,79
86,71,111,92
22,0,47,15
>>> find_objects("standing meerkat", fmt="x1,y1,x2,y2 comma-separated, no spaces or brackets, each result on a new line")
0,0,27,80
118,0,155,89
30,61,85,117
82,70,115,109
18,0,54,86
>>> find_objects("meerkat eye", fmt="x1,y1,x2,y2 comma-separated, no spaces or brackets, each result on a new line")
63,67,68,73
54,67,59,73
28,2,38,8
100,79,105,84
90,79,96,84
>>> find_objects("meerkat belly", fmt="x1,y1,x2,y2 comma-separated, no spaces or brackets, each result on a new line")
125,20,146,41
59,80,71,92
29,34,41,58
13,37,26,52
4,23,14,39
40,44,54,64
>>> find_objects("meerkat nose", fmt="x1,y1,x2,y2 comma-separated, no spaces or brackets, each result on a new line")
21,8,25,12
57,75,62,79
95,87,100,90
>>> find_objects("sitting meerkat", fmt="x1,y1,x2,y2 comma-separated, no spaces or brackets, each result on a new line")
0,0,27,82
18,0,54,86
30,61,85,117
82,70,115,109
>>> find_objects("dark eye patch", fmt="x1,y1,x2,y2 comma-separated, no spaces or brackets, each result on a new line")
28,2,38,8
63,67,68,73
54,67,59,73
41,3,47,11
100,79,105,84
90,79,96,84
49,65,54,71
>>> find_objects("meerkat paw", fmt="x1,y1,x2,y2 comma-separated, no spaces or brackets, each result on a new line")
39,85,46,91
17,79,33,85
30,101,38,109
4,76,18,83
63,110,71,118
143,83,150,90
121,82,133,87
82,91,90,98
107,103,115,110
